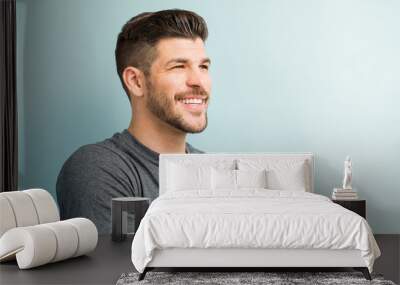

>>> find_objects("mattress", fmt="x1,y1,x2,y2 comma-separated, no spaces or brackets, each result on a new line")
131,189,380,273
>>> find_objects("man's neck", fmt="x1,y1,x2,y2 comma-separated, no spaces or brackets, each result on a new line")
127,116,187,154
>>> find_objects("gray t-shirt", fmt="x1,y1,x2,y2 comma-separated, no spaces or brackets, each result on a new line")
56,129,203,234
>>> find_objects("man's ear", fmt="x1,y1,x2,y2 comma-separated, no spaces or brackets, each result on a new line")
122,66,146,98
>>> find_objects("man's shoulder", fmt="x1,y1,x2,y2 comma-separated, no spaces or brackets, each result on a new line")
64,142,115,168
59,133,128,176
56,135,138,232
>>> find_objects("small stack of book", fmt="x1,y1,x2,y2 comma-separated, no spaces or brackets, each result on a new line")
332,188,358,200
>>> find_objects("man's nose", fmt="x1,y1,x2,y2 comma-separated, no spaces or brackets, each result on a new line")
186,67,206,88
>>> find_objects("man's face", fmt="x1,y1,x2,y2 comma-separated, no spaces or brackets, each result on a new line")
144,37,211,133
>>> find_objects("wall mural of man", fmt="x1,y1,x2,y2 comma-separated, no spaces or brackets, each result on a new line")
56,9,211,234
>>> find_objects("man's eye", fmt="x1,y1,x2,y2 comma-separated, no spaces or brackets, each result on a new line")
200,65,209,70
172,65,184,69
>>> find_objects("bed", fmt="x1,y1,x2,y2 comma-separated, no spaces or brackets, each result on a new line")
131,153,381,280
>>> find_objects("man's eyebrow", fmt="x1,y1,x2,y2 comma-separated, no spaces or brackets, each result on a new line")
165,58,211,66
202,58,211,65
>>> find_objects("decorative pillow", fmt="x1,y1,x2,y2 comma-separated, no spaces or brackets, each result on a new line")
211,168,236,190
237,159,309,191
266,162,307,191
167,163,212,191
236,169,268,188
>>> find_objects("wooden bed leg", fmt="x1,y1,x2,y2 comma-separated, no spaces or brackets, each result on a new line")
354,267,372,280
138,268,148,281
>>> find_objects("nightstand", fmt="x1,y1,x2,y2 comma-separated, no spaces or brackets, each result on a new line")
111,197,150,241
332,199,366,219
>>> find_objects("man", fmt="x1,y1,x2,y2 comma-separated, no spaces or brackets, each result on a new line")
56,9,211,234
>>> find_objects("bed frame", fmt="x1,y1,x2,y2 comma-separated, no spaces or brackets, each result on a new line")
139,153,372,280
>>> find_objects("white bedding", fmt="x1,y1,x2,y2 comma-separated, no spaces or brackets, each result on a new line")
131,189,380,273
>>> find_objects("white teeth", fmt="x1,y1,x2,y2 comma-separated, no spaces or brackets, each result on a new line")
179,98,204,104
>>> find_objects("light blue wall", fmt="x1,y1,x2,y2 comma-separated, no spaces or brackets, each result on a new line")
16,0,400,233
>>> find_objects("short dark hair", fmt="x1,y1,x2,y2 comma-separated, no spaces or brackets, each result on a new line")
115,9,208,99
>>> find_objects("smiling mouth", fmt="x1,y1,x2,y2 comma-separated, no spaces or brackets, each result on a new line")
176,97,208,112
177,98,207,104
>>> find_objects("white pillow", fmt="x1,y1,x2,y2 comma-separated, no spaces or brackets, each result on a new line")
237,159,309,191
211,168,268,190
211,168,236,190
266,163,306,191
236,169,268,188
167,163,211,191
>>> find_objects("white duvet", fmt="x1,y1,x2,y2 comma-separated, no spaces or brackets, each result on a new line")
131,189,380,273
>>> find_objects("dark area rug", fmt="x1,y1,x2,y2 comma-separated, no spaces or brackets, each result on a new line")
116,271,396,285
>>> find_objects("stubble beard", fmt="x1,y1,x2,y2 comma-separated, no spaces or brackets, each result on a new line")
145,79,209,134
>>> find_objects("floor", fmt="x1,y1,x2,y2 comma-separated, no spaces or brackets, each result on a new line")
374,234,400,284
0,235,398,284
